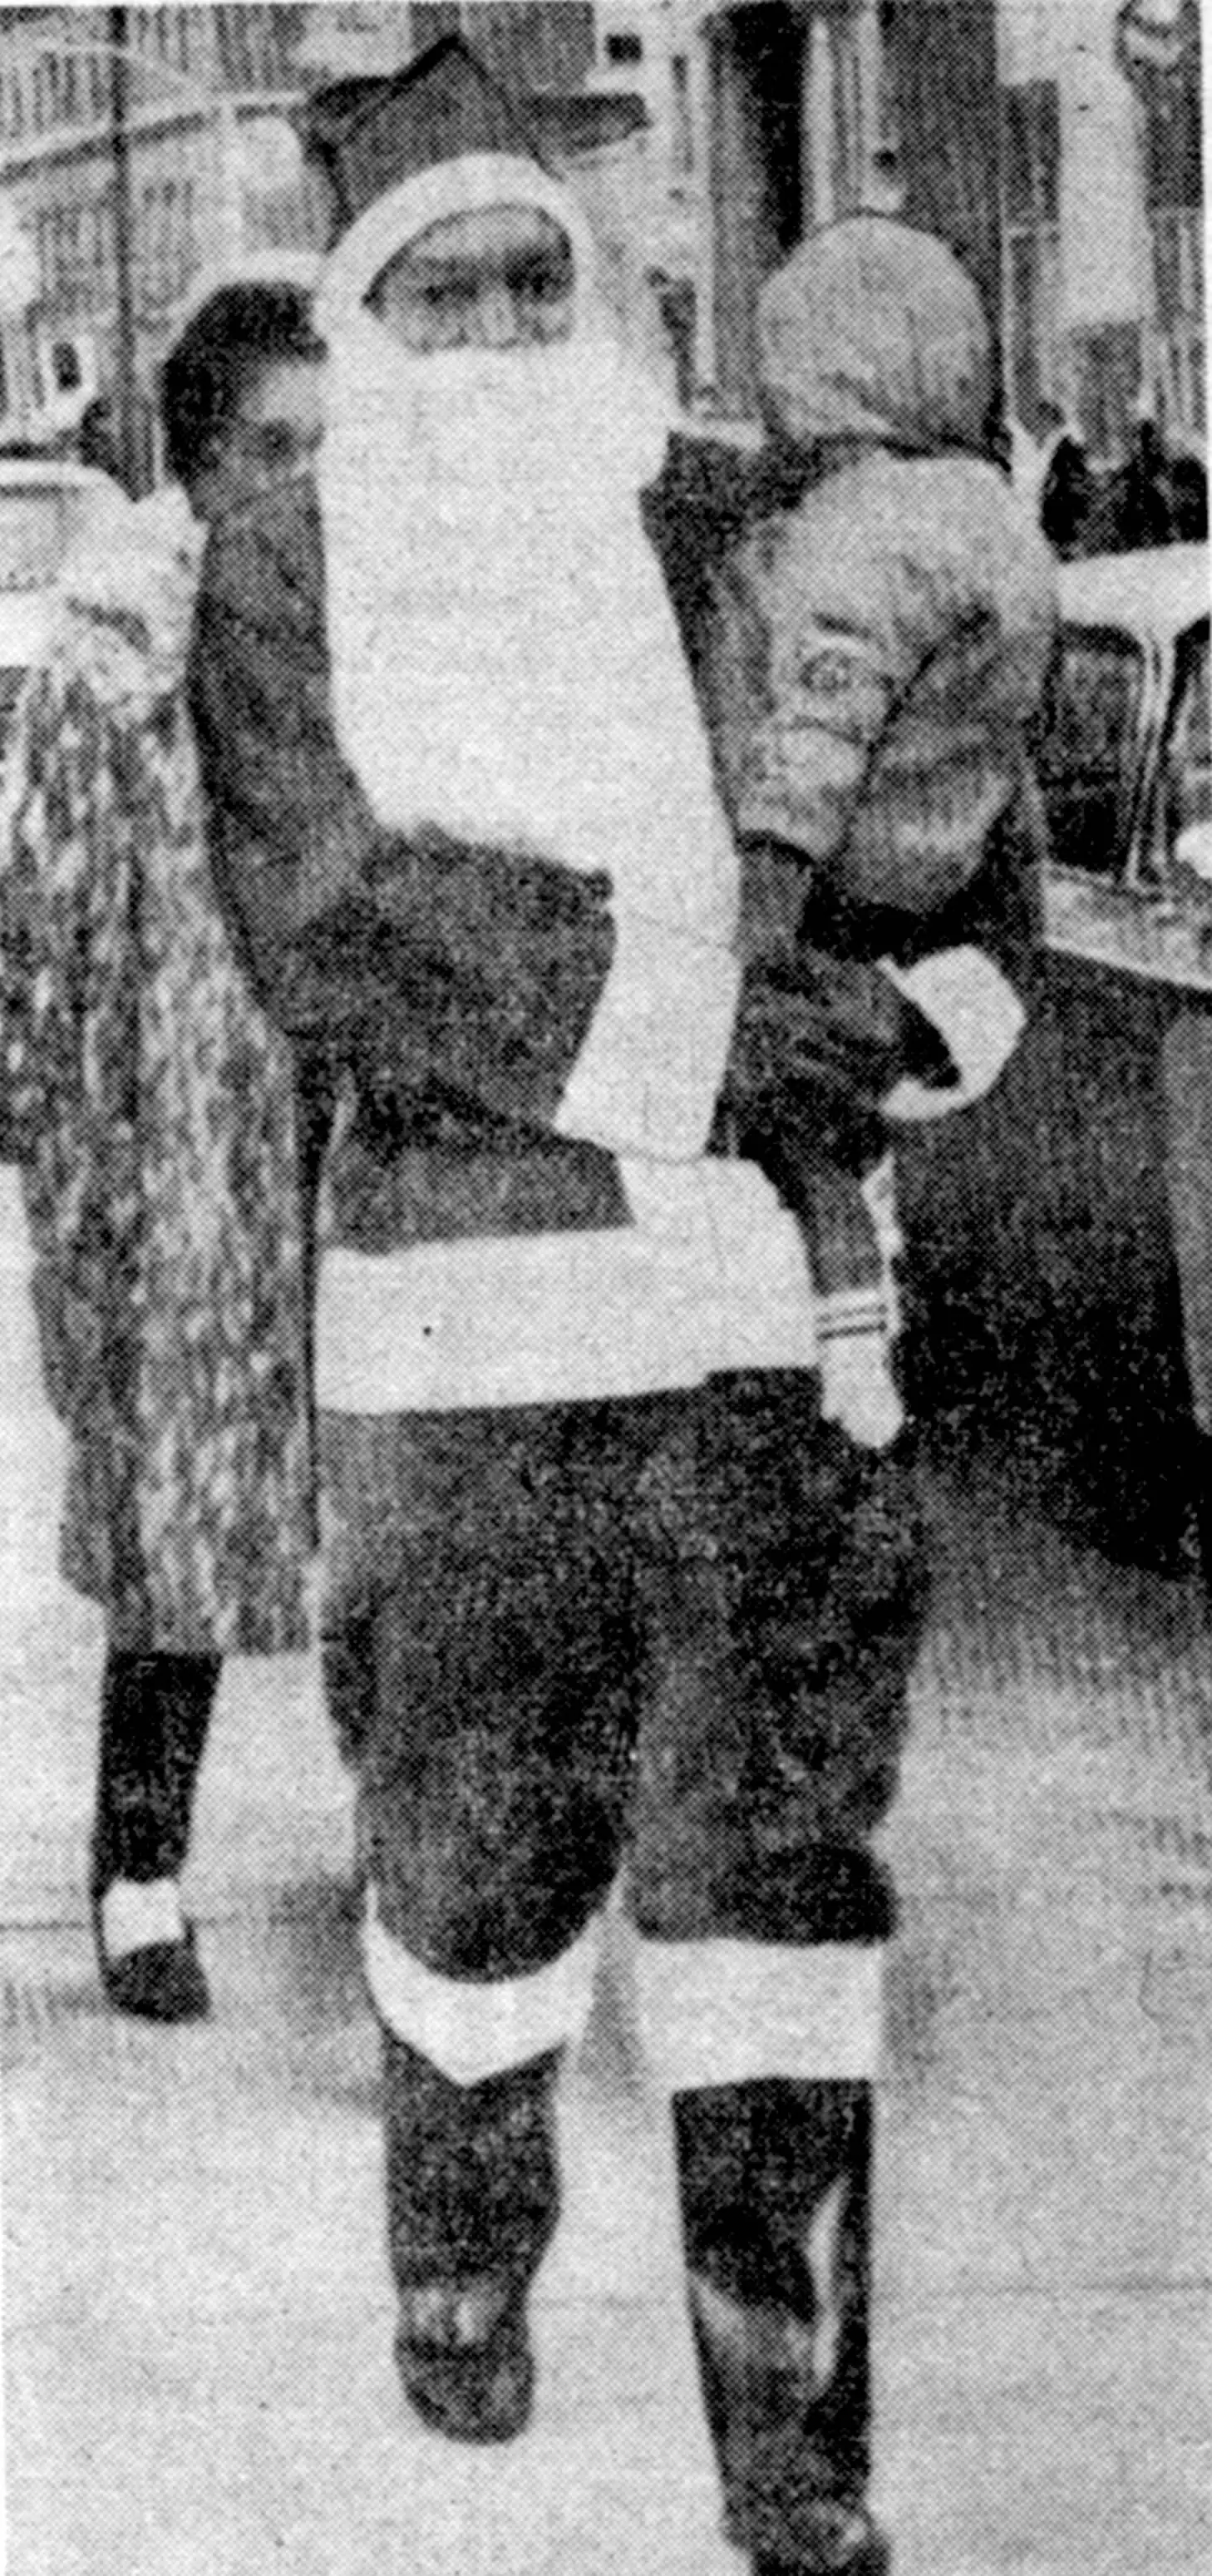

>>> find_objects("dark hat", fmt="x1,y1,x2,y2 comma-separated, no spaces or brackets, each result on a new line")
302,35,546,234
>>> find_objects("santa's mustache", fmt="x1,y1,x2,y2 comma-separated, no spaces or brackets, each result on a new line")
319,313,672,515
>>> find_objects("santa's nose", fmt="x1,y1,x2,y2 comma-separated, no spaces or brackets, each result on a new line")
476,282,521,348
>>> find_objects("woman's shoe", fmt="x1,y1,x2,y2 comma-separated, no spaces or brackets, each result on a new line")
394,2277,535,2445
93,1877,211,2023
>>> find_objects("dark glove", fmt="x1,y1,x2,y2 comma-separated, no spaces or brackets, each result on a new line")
725,940,958,1143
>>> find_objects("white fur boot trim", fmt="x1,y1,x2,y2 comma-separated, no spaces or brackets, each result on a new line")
634,1936,884,2092
100,1876,186,1962
362,1891,603,2088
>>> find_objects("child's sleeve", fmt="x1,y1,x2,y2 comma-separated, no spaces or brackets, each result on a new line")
702,513,901,871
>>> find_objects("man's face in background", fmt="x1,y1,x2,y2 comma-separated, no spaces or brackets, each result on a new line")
371,205,574,353
193,352,326,525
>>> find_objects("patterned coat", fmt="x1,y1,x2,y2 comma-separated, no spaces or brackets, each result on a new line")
0,490,313,1652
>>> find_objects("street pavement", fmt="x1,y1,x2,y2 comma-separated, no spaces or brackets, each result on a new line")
2,1162,1211,2576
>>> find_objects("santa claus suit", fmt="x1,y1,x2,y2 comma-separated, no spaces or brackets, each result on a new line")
190,82,962,2574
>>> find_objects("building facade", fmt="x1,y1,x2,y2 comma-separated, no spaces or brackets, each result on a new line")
679,2,1001,414
0,4,662,446
998,0,1204,456
681,0,1203,449
0,2,1201,458
0,6,335,446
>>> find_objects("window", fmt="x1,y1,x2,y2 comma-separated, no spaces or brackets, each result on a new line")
141,180,165,308
1153,207,1206,443
215,4,278,92
671,52,693,175
1003,81,1060,228
1006,224,1062,431
1037,633,1146,879
86,192,117,303
150,7,191,73
1141,53,1203,216
605,31,643,67
33,213,49,301
1158,628,1212,865
34,207,73,303
23,313,41,404
49,338,81,393
180,178,196,289
1002,81,1063,432
131,170,195,309
472,7,594,95
0,488,89,592
39,206,92,310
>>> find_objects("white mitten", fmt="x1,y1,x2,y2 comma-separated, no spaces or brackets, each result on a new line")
880,945,1025,1123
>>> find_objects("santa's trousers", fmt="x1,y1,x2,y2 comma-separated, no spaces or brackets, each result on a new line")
323,1371,926,2569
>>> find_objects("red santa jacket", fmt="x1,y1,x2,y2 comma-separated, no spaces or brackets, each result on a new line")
190,472,955,1418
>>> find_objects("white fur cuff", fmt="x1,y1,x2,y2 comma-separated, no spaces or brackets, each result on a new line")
633,1937,884,2091
100,1877,186,1962
362,1893,603,2087
555,917,741,1164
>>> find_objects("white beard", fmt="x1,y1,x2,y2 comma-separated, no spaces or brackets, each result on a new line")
318,316,737,946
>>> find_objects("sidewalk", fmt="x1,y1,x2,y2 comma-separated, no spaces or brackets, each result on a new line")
2,1169,1210,2576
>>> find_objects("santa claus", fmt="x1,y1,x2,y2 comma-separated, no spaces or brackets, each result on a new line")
190,38,949,2576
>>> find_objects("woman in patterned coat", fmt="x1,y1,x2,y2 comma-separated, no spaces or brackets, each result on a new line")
0,275,323,2021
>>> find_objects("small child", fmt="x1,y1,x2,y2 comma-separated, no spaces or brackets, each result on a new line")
701,213,1057,1441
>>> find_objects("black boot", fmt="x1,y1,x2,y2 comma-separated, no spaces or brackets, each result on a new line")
383,2030,562,2444
674,2077,889,2576
91,1651,220,2022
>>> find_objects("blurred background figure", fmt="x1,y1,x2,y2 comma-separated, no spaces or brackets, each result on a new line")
1038,409,1099,558
75,393,122,485
1035,393,1208,559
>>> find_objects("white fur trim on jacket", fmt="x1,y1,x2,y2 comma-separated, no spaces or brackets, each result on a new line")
316,1155,820,1414
554,917,741,1165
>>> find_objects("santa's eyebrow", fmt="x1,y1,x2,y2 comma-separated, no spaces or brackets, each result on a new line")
403,238,573,282
402,254,485,289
